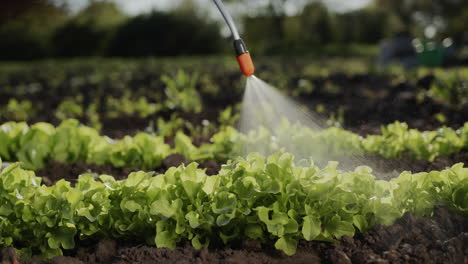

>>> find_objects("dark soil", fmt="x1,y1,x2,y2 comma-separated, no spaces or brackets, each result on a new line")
36,155,221,186
12,206,466,264
36,161,141,186
3,69,467,139
34,150,466,185
296,73,468,132
314,206,467,264
161,154,221,176
98,109,221,140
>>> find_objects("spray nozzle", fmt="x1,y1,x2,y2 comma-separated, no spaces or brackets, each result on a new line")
234,39,255,76
213,0,255,77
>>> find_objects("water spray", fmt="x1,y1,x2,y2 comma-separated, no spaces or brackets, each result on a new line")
212,0,255,76
213,1,376,172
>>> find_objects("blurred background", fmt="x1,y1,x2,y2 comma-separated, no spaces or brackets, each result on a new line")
1,0,468,65
0,0,467,138
0,0,467,181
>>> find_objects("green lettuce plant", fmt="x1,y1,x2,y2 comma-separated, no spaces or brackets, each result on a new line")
0,154,466,258
0,119,467,171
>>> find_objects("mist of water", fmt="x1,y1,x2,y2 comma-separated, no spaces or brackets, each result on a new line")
240,76,324,132
238,75,381,172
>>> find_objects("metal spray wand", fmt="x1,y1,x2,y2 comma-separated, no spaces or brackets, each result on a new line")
212,0,255,76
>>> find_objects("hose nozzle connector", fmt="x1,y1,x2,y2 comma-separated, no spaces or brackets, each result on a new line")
234,39,255,77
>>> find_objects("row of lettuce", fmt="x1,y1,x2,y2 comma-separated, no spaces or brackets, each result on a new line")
0,153,466,258
0,119,467,170
2,69,206,128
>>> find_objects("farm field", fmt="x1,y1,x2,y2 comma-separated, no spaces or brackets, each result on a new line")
0,57,466,264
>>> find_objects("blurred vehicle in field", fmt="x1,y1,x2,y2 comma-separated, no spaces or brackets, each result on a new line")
460,31,468,64
378,30,459,68
378,32,418,69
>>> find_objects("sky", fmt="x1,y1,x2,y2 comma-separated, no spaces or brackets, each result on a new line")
58,0,373,37
62,0,373,15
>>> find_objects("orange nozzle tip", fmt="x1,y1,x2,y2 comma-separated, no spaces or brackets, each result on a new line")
237,53,255,76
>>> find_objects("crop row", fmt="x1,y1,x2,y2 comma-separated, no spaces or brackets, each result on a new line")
0,119,467,171
1,70,205,126
232,119,468,162
0,153,466,258
1,60,467,127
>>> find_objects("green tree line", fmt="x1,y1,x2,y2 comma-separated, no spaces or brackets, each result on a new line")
1,0,467,59
0,0,225,60
241,0,468,55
